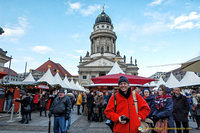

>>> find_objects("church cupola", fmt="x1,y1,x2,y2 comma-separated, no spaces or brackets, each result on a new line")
90,7,117,59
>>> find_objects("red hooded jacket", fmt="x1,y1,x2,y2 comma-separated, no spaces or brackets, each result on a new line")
104,90,150,133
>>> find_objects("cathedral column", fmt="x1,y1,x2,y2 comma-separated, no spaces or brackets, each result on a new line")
91,40,93,54
114,40,116,54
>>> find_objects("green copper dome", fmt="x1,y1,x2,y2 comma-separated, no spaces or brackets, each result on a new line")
95,11,112,24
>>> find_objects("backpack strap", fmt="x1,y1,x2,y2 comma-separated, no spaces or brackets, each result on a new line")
114,92,117,112
132,90,138,114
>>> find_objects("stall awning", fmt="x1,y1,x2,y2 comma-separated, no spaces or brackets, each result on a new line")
91,73,155,85
0,71,8,78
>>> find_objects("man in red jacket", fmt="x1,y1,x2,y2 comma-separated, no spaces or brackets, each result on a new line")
104,76,150,133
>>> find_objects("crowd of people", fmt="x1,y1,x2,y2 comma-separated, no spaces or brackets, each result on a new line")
104,76,200,133
3,77,200,133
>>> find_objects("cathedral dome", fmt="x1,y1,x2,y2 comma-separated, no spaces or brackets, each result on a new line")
95,11,112,24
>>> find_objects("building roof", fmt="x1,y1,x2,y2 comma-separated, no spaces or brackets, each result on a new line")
36,59,72,77
3,67,18,77
95,11,112,24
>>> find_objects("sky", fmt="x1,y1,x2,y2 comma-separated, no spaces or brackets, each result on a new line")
0,0,200,77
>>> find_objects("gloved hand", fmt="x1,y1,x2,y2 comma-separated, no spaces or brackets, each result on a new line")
48,112,52,118
153,115,159,122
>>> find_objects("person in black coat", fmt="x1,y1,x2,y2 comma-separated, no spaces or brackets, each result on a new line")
15,90,31,124
173,87,189,133
142,88,156,119
86,91,94,122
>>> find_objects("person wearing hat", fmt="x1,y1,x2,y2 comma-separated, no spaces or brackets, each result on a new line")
49,88,71,133
142,88,156,120
104,76,150,133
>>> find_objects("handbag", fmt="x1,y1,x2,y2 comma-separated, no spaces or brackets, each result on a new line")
154,119,168,133
24,104,31,113
105,92,116,132
132,91,154,133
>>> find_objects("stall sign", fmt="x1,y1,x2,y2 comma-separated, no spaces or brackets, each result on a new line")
37,85,49,89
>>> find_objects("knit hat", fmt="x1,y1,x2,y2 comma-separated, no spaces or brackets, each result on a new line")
142,88,150,94
118,76,129,85
59,88,65,93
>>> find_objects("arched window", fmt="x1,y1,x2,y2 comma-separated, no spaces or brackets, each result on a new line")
107,46,109,52
101,47,104,54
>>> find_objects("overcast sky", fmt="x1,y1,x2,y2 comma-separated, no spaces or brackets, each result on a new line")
0,0,200,77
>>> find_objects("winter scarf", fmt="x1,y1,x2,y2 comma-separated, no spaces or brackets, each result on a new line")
155,94,172,109
119,87,131,99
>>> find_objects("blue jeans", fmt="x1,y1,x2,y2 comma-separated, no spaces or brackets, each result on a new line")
54,116,66,133
67,112,71,130
7,99,13,111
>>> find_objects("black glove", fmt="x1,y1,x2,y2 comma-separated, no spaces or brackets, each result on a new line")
153,115,159,122
65,114,69,120
48,112,52,118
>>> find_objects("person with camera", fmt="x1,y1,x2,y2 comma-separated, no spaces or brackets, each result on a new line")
104,76,150,133
48,88,71,133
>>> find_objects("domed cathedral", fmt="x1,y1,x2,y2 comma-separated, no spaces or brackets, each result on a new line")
78,7,139,85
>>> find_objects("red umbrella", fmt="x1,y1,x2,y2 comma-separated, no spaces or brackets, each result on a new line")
91,73,155,85
0,71,7,78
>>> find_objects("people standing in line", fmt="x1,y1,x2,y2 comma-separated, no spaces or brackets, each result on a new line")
39,93,48,117
49,88,71,133
142,88,156,120
94,92,104,122
105,76,150,133
15,90,31,124
152,85,175,133
82,92,87,113
66,92,74,133
172,87,189,133
76,92,82,115
86,90,94,122
6,88,14,111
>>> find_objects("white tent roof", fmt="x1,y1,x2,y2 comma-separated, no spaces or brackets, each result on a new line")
179,72,200,87
165,73,180,88
152,77,166,90
37,68,57,85
23,73,35,82
63,76,75,90
157,77,166,86
54,72,69,89
70,80,78,90
107,61,125,75
75,82,85,92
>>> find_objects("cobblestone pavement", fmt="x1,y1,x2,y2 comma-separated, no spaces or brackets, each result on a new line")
0,109,199,133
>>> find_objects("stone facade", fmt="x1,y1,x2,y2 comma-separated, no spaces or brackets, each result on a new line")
0,48,11,71
78,9,139,85
0,48,11,83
